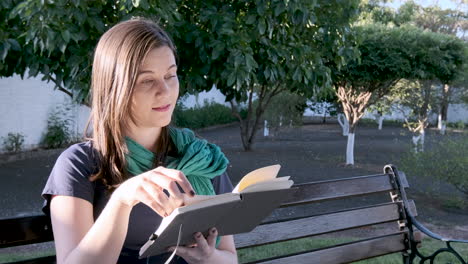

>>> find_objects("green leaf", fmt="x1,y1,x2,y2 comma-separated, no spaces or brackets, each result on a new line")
227,72,236,86
7,39,21,51
59,43,67,54
258,18,266,35
0,42,9,60
212,42,225,60
246,15,256,25
61,30,71,43
29,63,39,77
274,3,285,17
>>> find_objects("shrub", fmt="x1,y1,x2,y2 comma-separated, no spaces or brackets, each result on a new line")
173,100,243,129
42,105,73,149
263,92,307,132
400,136,468,197
1,132,25,153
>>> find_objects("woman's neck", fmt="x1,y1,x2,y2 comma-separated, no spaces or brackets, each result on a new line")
124,126,162,152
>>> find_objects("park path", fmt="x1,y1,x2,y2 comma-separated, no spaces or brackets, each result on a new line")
0,122,467,239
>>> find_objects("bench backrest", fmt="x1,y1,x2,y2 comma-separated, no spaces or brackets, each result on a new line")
234,165,416,264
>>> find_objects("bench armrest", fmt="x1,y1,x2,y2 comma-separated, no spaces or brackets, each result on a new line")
406,209,468,244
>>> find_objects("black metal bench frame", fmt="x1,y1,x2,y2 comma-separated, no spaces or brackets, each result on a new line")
1,165,467,264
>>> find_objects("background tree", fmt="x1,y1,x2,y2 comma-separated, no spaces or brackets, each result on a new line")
358,0,468,134
0,0,178,104
405,2,468,134
331,25,426,165
390,79,438,152
173,0,360,150
1,0,360,151
367,96,393,130
307,88,339,124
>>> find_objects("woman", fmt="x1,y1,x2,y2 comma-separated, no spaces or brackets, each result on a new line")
41,18,238,264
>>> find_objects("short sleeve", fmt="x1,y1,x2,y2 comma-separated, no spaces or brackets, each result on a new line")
211,171,234,195
41,142,97,215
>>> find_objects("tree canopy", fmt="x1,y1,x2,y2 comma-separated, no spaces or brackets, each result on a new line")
0,0,361,150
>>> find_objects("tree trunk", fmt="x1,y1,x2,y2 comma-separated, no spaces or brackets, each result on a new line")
337,113,349,136
438,84,450,135
378,116,384,130
377,111,384,130
263,120,269,137
231,85,284,151
412,127,425,153
336,86,373,165
346,125,356,165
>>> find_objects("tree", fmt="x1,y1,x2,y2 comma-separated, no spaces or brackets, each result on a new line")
356,1,468,135
404,3,468,134
173,0,360,150
1,0,360,151
307,88,339,124
389,31,466,152
368,96,393,130
0,0,179,104
331,25,457,165
390,79,438,152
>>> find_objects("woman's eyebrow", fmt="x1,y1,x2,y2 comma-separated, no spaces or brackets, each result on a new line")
138,70,154,75
137,64,177,75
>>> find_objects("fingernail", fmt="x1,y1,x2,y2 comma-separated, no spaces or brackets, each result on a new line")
195,232,202,238
190,190,195,197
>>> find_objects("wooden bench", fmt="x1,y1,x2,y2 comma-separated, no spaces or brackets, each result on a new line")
1,165,467,263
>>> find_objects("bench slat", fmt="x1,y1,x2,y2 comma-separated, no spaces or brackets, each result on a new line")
250,232,407,264
281,173,408,207
0,215,53,248
236,202,404,249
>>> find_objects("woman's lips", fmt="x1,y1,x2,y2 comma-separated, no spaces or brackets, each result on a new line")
152,104,171,112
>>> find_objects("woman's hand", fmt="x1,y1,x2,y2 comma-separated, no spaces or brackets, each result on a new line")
110,166,195,217
168,227,218,264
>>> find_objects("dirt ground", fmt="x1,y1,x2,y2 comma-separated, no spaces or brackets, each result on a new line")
0,120,467,241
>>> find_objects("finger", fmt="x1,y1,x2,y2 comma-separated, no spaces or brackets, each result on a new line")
154,167,195,196
140,179,177,216
206,228,218,248
138,185,169,217
143,177,182,212
146,171,187,203
193,232,209,252
167,245,193,257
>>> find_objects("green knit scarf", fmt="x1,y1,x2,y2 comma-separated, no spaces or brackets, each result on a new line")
125,127,229,196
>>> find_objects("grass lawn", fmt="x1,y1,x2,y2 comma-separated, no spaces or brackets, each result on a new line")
0,248,55,264
1,236,467,263
237,236,468,263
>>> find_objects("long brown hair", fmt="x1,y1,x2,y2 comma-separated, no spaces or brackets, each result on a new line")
85,18,177,191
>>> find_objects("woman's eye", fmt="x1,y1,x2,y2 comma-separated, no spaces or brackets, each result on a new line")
141,79,154,85
165,74,177,80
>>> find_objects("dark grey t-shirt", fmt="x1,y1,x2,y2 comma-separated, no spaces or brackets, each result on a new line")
42,141,233,263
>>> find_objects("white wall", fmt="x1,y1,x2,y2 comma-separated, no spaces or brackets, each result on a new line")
362,103,468,124
0,74,90,151
0,76,227,152
181,86,228,108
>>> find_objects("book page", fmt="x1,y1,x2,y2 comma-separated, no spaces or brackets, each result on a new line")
241,177,293,193
232,164,281,193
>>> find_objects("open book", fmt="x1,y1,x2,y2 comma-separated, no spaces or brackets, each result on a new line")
139,164,294,258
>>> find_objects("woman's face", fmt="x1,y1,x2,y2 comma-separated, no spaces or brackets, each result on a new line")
129,46,179,129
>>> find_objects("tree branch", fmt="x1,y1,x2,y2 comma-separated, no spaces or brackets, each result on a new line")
50,76,73,98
